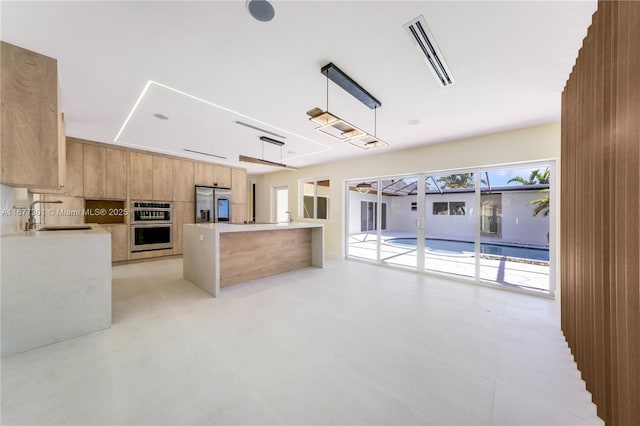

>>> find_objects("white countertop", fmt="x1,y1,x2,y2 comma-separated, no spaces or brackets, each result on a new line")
186,222,323,233
1,224,109,239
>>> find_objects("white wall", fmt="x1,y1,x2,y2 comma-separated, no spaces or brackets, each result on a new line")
426,192,477,239
252,123,560,255
500,191,549,246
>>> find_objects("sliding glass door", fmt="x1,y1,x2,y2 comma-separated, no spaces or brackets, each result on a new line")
478,164,551,292
423,173,477,280
345,161,555,296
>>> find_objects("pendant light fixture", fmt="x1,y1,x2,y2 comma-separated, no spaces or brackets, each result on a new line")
356,182,373,194
239,136,297,170
307,63,388,150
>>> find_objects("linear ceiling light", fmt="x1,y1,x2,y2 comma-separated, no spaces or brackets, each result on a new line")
404,15,455,87
239,136,297,170
321,63,381,110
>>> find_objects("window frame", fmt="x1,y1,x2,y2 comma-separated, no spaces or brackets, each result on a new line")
300,177,330,220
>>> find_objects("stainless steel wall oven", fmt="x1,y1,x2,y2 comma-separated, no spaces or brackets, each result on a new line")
130,201,173,252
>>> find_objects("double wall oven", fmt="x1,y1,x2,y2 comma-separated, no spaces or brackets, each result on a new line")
130,201,173,252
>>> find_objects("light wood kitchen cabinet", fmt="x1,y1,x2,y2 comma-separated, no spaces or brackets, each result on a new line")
172,159,194,202
172,201,194,255
213,165,232,188
42,195,85,226
152,156,172,201
231,203,247,224
83,145,127,200
65,139,84,197
103,224,128,262
194,163,214,186
129,152,153,200
231,168,247,204
1,42,64,190
83,144,106,198
105,148,127,199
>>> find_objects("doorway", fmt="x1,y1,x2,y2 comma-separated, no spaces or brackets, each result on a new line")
273,186,289,223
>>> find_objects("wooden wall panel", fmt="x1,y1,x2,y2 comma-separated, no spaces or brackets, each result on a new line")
561,2,640,425
219,229,311,287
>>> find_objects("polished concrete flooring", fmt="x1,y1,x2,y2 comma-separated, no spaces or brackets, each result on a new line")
1,258,601,425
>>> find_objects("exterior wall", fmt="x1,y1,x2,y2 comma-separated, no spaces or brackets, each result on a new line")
425,193,476,240
500,191,549,246
354,190,549,247
346,190,391,234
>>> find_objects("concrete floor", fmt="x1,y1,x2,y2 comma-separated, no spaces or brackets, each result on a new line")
1,257,599,425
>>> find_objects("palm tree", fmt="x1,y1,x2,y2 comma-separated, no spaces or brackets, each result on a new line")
508,168,550,185
436,173,475,189
529,189,549,217
508,168,550,217
507,167,549,185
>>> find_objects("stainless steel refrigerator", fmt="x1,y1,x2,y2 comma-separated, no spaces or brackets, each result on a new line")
195,186,232,223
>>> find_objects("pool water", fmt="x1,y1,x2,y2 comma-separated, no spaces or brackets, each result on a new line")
387,238,549,262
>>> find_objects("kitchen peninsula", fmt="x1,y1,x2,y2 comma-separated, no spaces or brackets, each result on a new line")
183,222,323,297
1,224,111,357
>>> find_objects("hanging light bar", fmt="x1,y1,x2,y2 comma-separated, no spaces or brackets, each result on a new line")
238,136,297,170
307,63,388,150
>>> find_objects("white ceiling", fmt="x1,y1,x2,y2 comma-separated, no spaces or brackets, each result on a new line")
1,1,595,174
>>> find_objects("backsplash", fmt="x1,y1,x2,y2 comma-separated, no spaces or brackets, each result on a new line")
1,184,32,235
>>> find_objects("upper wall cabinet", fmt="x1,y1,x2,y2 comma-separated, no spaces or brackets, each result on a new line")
152,155,172,201
83,144,106,198
65,139,84,197
83,144,127,200
231,168,247,204
105,148,127,199
213,165,232,189
194,163,214,186
129,152,153,200
1,42,65,190
172,159,194,202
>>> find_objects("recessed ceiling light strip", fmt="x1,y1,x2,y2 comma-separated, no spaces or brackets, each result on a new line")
114,80,332,159
114,80,153,142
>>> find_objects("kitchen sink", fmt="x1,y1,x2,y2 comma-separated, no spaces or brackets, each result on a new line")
37,225,92,231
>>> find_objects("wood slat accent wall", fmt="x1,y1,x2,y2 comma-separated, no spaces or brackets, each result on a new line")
561,2,640,425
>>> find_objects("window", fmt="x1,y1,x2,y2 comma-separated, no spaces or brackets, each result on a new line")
433,202,449,215
450,202,466,215
432,201,466,215
302,178,330,219
411,202,417,211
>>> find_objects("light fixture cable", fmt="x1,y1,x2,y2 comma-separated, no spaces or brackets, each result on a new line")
326,72,329,111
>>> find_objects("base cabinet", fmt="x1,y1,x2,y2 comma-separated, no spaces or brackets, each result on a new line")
172,201,194,255
103,224,128,262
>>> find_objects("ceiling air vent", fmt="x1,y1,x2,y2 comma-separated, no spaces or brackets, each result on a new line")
404,15,455,87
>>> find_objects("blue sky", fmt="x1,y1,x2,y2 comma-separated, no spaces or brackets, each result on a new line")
389,165,551,187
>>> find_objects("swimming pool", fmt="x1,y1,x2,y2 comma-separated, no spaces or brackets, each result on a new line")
386,238,549,261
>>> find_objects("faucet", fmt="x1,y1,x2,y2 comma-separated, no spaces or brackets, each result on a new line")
285,211,293,223
25,200,63,230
